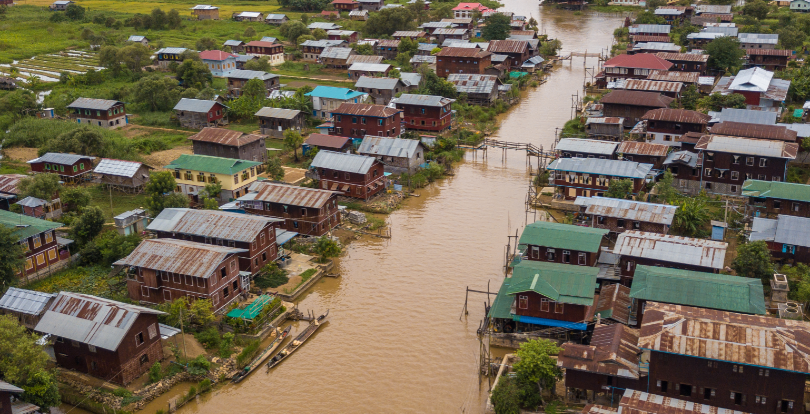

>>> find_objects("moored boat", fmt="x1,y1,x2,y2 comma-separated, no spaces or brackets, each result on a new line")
232,325,292,383
266,309,329,370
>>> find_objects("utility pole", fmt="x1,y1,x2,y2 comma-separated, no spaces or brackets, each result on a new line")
180,308,188,361
725,199,729,223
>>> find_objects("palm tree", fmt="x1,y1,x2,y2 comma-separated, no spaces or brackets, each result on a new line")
673,197,711,237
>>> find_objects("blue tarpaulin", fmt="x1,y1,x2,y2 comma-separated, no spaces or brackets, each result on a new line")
512,315,588,330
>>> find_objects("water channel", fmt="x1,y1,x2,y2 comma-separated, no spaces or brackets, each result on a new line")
61,6,624,414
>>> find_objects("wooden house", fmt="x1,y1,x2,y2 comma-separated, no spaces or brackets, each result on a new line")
486,40,530,69
711,122,797,143
67,98,127,130
320,46,356,69
646,69,700,86
165,154,263,202
223,40,245,53
750,214,810,263
303,134,353,155
601,90,674,128
629,265,766,326
555,138,618,159
622,79,683,98
346,55,384,66
237,181,341,236
357,136,426,174
392,93,454,133
265,14,288,25
118,239,247,312
392,31,427,41
357,0,384,10
254,108,305,139
127,35,149,46
147,208,281,275
327,30,359,43
744,49,792,72
27,152,96,184
300,39,346,61
616,141,670,168
628,24,671,37
613,231,727,285
547,157,653,200
93,159,152,193
639,303,810,414
0,174,25,210
49,0,73,10
190,4,219,20
354,77,408,105
0,287,56,330
330,0,359,11
348,63,392,81
446,74,500,106
452,2,491,18
173,98,228,129
374,39,401,60
232,11,263,21
518,220,607,267
596,53,674,88
114,209,148,237
738,32,778,50
434,28,470,45
640,108,710,147
743,180,810,218
244,41,285,66
309,150,386,200
331,102,402,138
573,197,677,235
436,47,492,77
188,127,267,165
584,117,625,141
711,67,789,112
34,292,164,385
155,47,188,69
349,9,369,20
18,196,62,220
655,52,708,74
0,210,66,279
226,69,280,98
305,86,370,120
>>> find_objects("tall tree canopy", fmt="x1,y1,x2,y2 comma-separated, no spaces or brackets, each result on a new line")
482,13,511,41
0,315,60,409
364,8,417,37
705,37,745,72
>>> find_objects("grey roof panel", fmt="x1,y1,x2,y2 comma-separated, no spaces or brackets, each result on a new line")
774,215,810,247
254,107,302,119
716,108,777,125
173,98,219,112
399,72,422,87
311,150,377,174
574,196,677,225
355,76,402,89
392,93,453,107
320,46,354,59
547,157,653,179
156,47,188,55
613,231,727,269
555,138,618,155
357,136,423,158
227,69,278,80
0,287,56,316
750,217,778,242
348,63,391,72
223,40,244,46
663,150,698,167
113,239,247,278
94,158,146,178
17,196,47,207
147,208,281,242
27,152,95,165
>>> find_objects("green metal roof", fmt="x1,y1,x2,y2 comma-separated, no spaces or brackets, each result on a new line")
0,210,62,241
629,265,766,315
507,260,598,306
488,277,514,319
165,154,262,175
227,294,273,320
742,180,810,203
518,221,608,253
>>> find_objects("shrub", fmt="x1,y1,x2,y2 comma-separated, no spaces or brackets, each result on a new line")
194,328,221,349
254,263,289,289
198,378,212,393
148,361,162,383
236,340,261,368
187,356,210,375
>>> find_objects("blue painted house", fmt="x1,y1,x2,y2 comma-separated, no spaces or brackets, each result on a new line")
304,86,371,120
200,50,238,77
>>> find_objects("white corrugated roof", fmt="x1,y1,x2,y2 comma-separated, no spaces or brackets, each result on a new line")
94,158,145,178
556,138,618,155
613,231,727,269
311,150,377,174
728,67,773,92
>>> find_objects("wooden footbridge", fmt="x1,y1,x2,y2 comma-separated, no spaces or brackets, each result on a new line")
459,138,557,160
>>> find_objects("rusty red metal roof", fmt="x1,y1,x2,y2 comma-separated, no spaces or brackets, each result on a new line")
618,389,744,414
613,231,727,269
580,405,617,414
624,79,683,94
631,34,671,43
486,39,528,54
304,133,352,149
0,174,26,195
641,108,710,124
647,70,700,84
639,302,810,373
594,283,632,324
436,47,492,58
114,238,246,278
656,52,709,62
603,53,673,70
187,127,265,147
678,131,703,144
248,180,338,209
377,39,401,47
333,102,400,117
710,121,797,142
617,141,671,157
558,324,640,379
147,208,281,243
745,48,792,57
601,90,674,108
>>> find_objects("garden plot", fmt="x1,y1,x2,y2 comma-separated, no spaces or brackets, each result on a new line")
0,50,100,82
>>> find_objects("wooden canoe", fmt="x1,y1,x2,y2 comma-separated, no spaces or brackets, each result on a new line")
232,325,292,383
266,309,329,370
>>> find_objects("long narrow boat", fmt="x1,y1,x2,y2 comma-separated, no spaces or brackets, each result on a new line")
232,325,292,383
266,309,329,370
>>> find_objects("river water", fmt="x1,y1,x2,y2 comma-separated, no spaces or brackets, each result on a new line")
61,6,623,414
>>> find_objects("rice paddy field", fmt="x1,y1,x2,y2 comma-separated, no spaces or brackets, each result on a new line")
0,50,100,81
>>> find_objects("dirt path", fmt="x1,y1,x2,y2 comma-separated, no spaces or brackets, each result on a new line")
278,74,353,83
121,125,195,137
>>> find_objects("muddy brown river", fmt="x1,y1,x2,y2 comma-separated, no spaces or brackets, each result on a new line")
61,6,623,414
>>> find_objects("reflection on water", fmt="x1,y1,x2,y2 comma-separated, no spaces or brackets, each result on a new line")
62,6,623,414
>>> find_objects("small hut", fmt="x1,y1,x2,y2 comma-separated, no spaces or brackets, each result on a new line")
93,158,153,193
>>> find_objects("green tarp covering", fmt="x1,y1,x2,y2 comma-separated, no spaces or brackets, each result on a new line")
227,294,273,320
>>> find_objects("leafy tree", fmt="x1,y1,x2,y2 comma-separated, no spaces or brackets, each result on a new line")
119,43,153,72
254,262,289,288
228,78,269,119
777,27,806,51
314,236,341,262
167,9,182,29
732,240,774,279
680,84,701,110
482,13,511,41
604,179,633,199
429,3,453,20
513,339,562,394
654,170,678,204
82,231,142,266
696,92,747,112
72,206,105,246
301,13,309,23
65,3,85,20
197,87,218,100
312,28,327,39
17,174,61,201
176,59,212,90
244,26,257,39
145,170,178,216
279,21,310,43
278,0,330,12
98,46,122,73
189,298,215,326
416,68,458,98
538,39,562,56
669,24,699,47
284,129,304,161
266,157,286,181
60,186,90,212
195,37,217,51
355,43,373,55
645,0,666,9
0,226,25,288
150,7,167,29
673,197,710,237
634,10,666,25
398,37,419,58
132,75,182,111
364,8,416,37
199,181,222,209
490,376,521,414
163,192,190,210
742,0,770,19
705,37,745,72
297,34,317,45
41,126,105,157
0,315,60,409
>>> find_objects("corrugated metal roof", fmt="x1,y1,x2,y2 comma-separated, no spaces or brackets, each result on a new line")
348,63,392,72
114,238,246,279
254,107,302,119
227,69,278,80
243,181,338,208
156,47,188,55
347,55,384,65
601,90,674,108
411,55,436,64
0,210,62,241
771,214,810,247
348,10,368,16
695,135,798,158
128,35,146,42
716,107,777,125
311,150,377,174
508,260,598,306
655,52,709,63
0,174,26,194
235,11,262,17
633,42,680,52
518,220,608,253
188,128,265,146
613,231,727,269
663,150,699,167
308,22,341,30
548,157,654,179
575,196,677,225
300,39,345,48
623,79,683,94
27,152,95,165
594,284,632,324
738,32,779,44
487,39,528,54
0,287,56,316
94,158,148,178
223,40,244,46
355,76,403,90
558,324,639,378
173,98,221,113
654,8,684,15
742,179,810,202
436,47,491,57
647,70,700,84
616,141,670,157
357,136,423,159
617,389,745,414
710,121,796,141
695,4,731,13
420,21,454,28
442,39,486,48
332,102,399,117
580,404,617,414
320,46,354,60
628,24,671,34
639,302,810,373
265,14,286,20
392,30,426,37
165,154,262,175
34,292,164,351
392,93,453,107
191,4,217,9
729,67,773,92
749,216,778,242
642,108,709,124
305,85,366,100
433,28,468,35
447,74,499,94
147,208,280,242
556,138,618,155
630,265,766,314
17,196,47,208
0,380,24,394
585,117,624,125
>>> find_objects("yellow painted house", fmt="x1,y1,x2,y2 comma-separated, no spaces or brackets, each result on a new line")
165,154,263,202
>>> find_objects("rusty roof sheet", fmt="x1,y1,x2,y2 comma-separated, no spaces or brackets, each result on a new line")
114,239,246,279
575,196,677,225
623,79,683,94
0,174,25,195
613,231,727,269
656,52,709,62
618,389,751,414
639,302,810,373
617,141,671,157
745,48,792,57
631,35,671,43
377,39,401,47
647,70,700,84
147,208,281,242
695,135,798,158
710,122,797,142
436,47,492,58
601,90,674,108
245,180,339,208
486,39,528,54
641,108,710,124
678,131,703,144
580,405,618,414
558,324,640,379
187,127,264,146
332,102,400,117
304,133,352,149
34,292,163,351
594,283,632,324
346,54,384,65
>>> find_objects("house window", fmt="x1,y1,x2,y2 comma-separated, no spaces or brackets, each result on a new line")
597,216,605,224
578,252,586,265
633,221,640,230
759,158,768,167
746,157,755,166
135,332,144,346
35,253,45,265
546,248,556,261
774,200,782,209
731,171,739,180
45,231,53,244
71,340,80,348
704,387,715,399
679,384,693,397
197,277,205,287
518,295,528,309
89,345,96,353
554,302,564,313
33,235,41,248
221,267,227,278
541,298,550,312
139,354,149,365
758,174,766,180
234,174,239,184
185,275,193,285
781,400,794,412
562,250,571,263
161,271,169,282
223,286,230,297
730,392,744,405
704,168,712,177
732,365,744,373
531,246,539,259
773,176,780,182
617,219,625,228
705,152,714,161
731,185,738,193
732,155,740,164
